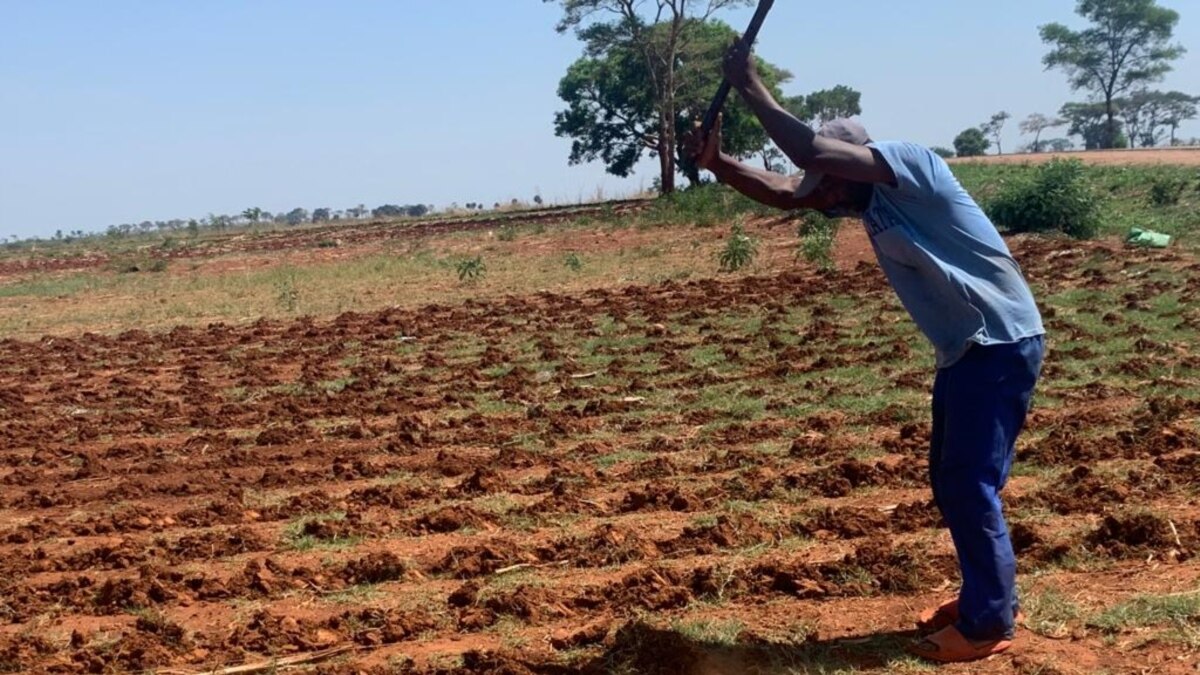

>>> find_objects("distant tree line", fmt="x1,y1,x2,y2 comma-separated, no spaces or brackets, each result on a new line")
948,0,1195,158
96,203,436,238
7,193,564,246
2,201,444,246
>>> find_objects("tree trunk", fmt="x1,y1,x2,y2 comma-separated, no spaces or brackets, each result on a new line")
1104,98,1118,149
658,113,675,194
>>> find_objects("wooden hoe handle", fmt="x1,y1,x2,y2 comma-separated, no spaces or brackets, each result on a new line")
701,0,776,136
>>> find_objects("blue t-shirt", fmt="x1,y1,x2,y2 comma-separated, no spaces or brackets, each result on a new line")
863,141,1045,368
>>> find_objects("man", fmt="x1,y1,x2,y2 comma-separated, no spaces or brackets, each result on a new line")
685,40,1045,663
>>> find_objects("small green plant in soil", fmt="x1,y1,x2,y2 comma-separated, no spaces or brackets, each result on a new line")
798,212,840,270
457,256,486,282
275,270,300,312
719,222,757,272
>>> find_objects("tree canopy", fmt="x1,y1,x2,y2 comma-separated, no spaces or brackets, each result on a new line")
790,85,863,126
954,128,990,157
1120,89,1200,147
1040,0,1185,148
980,111,1011,155
1019,114,1067,153
1060,101,1129,149
554,16,793,188
547,0,754,193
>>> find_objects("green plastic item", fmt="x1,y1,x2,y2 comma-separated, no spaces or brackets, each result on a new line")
1127,227,1171,248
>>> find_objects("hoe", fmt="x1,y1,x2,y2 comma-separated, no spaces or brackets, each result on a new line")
701,0,776,138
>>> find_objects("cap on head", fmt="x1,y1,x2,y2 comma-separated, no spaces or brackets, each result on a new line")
794,118,872,199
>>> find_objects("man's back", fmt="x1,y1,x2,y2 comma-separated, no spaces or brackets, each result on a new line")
863,142,1045,368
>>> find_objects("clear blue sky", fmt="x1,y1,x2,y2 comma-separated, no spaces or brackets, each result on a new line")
2,1,1198,239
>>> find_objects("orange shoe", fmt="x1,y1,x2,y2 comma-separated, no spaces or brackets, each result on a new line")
907,625,1013,663
916,599,1025,632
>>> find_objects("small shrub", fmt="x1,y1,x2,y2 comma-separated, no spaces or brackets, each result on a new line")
985,159,1101,239
497,225,517,242
456,256,486,282
644,183,771,228
718,223,757,272
1148,176,1188,207
564,252,583,271
316,239,339,248
275,271,299,312
798,212,840,270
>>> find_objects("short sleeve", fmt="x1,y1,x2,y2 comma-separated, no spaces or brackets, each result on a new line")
869,142,943,201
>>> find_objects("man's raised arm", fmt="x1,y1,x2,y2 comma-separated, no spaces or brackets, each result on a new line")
682,116,805,211
721,39,894,187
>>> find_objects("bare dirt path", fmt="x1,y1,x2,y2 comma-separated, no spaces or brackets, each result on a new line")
949,146,1200,166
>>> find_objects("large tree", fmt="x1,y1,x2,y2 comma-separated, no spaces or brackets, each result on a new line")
548,0,756,193
953,127,990,157
794,85,863,125
553,14,793,188
980,111,1011,154
1060,101,1128,149
1121,90,1200,147
1019,113,1067,153
1160,91,1200,145
1044,138,1076,152
1119,89,1169,147
284,208,308,226
1040,0,1185,149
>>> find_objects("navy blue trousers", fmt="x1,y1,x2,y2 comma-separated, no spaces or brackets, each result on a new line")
930,335,1044,642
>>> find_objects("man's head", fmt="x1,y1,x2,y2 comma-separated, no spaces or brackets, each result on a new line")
794,119,874,216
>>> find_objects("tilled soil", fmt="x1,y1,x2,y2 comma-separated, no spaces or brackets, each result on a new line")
0,235,1198,674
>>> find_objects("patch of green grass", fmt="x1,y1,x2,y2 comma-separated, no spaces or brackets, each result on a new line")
832,564,877,591
1008,461,1061,480
1041,543,1111,573
669,618,746,646
482,364,513,378
472,494,521,516
473,395,524,416
752,441,790,457
689,345,727,369
1020,586,1084,638
320,377,355,394
1089,592,1200,646
479,568,546,596
0,273,101,299
638,183,773,228
324,584,382,604
692,387,766,421
282,511,361,551
720,500,768,517
592,450,653,469
765,632,929,674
